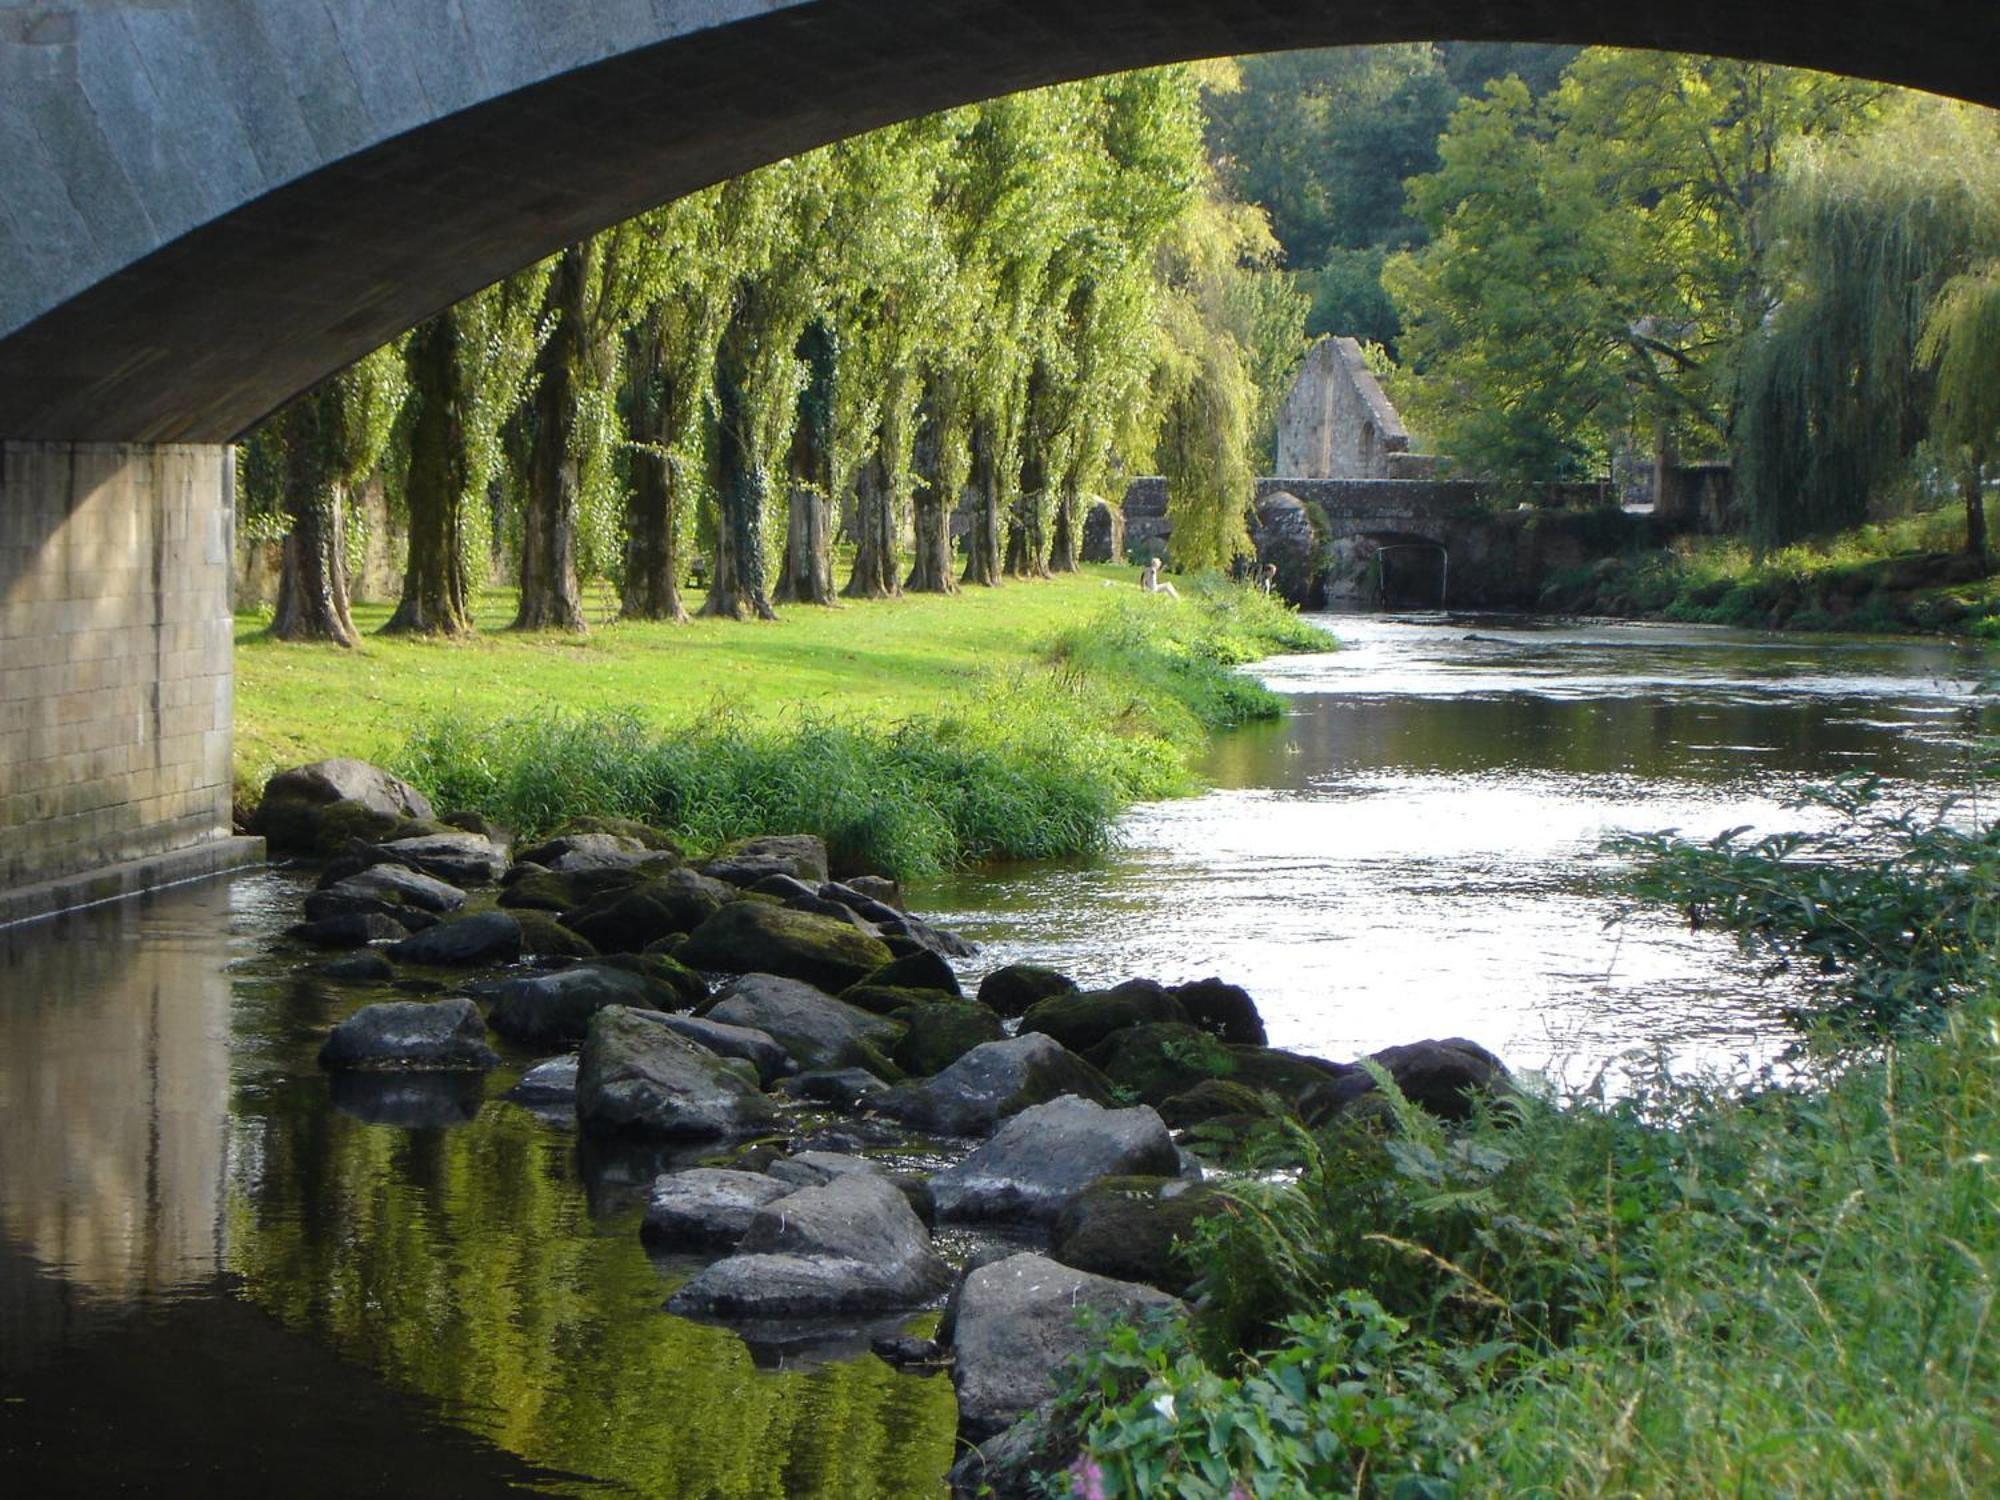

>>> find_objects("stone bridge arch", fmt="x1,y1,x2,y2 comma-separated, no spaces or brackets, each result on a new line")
4,0,1997,443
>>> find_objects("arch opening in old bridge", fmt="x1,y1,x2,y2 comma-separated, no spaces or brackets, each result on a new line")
3,0,1993,916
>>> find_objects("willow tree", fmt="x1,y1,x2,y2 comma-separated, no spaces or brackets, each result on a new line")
1738,100,2000,549
1920,261,2000,558
385,265,549,636
621,189,733,623
773,318,839,604
247,345,406,645
1150,172,1301,571
514,243,593,632
827,119,958,600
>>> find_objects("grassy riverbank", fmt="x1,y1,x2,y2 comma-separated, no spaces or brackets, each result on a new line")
235,567,1326,878
1037,783,2000,1497
1540,497,2000,634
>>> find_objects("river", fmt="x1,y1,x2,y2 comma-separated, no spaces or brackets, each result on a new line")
1,613,1990,1496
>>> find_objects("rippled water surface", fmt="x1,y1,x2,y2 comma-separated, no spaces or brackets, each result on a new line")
2,612,1991,1495
913,614,1996,1082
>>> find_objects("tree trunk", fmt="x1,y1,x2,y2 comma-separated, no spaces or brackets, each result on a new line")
623,445,688,622
701,281,777,621
1963,447,1988,562
960,413,1003,588
513,243,588,633
843,426,901,600
271,394,358,646
775,319,838,606
620,321,688,623
384,315,473,635
904,396,957,594
1048,482,1081,573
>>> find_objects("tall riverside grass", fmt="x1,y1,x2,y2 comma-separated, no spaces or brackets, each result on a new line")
1044,1005,2000,1496
388,579,1321,878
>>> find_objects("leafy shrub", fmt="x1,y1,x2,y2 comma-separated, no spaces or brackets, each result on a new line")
1611,773,2000,1034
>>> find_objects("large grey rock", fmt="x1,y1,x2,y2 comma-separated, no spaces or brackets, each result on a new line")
641,1168,793,1250
705,973,902,1074
667,1173,950,1318
949,1252,1181,1440
872,1033,1110,1136
387,910,522,967
576,1005,781,1140
487,965,674,1046
510,1053,580,1104
765,1150,884,1189
317,998,497,1071
559,869,730,954
930,1097,1180,1223
287,910,408,948
678,902,893,991
513,831,661,874
370,832,509,886
1318,1037,1515,1122
644,1012,795,1086
700,833,830,887
313,862,467,915
976,964,1078,1020
253,759,434,854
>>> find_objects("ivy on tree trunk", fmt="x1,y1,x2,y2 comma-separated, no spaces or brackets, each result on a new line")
384,314,472,636
960,413,1004,588
844,423,901,600
905,394,957,594
775,319,838,606
620,320,689,623
514,244,589,633
701,280,777,621
270,390,359,647
1048,482,1081,572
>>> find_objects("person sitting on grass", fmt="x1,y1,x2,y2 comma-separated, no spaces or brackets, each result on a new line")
1139,556,1180,600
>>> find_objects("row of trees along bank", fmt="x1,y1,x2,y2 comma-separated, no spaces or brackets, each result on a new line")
242,65,1307,645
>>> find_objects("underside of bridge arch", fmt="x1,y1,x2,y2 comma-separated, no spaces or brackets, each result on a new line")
2,0,1997,443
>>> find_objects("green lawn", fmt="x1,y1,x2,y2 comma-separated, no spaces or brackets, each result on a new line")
235,567,1148,789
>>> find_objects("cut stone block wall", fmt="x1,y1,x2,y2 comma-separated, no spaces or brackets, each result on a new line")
1275,337,1411,480
0,443,235,892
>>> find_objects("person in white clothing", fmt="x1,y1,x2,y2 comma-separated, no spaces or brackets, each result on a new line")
1139,556,1179,600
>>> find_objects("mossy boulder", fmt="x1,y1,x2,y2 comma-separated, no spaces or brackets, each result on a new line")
596,950,709,1011
252,758,434,855
840,983,960,1018
560,871,728,954
1019,980,1187,1055
1049,1176,1224,1296
872,1033,1112,1136
853,948,962,998
1088,1023,1347,1110
678,900,893,991
977,963,1077,1019
704,972,905,1076
497,870,585,912
576,1006,780,1141
890,1001,1006,1078
440,809,511,844
512,910,599,960
1156,1078,1278,1129
551,815,682,854
1169,977,1267,1046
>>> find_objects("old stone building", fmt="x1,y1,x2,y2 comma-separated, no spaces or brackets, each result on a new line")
1275,336,1433,480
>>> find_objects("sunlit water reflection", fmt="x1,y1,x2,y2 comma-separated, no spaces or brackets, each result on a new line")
915,614,1996,1085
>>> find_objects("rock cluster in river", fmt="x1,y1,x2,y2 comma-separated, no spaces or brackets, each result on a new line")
264,758,1521,1492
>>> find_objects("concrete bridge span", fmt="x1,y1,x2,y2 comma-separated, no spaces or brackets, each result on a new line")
3,0,1996,912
